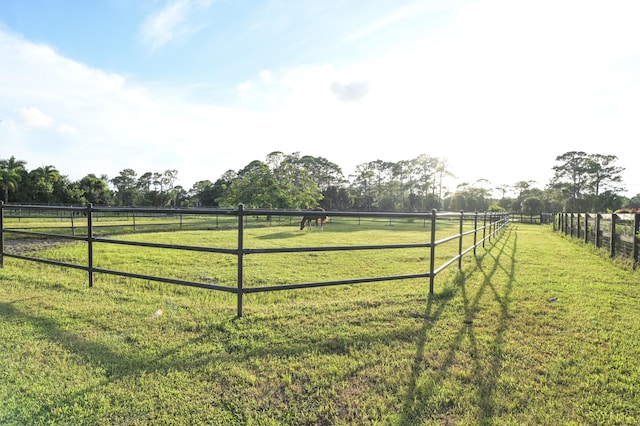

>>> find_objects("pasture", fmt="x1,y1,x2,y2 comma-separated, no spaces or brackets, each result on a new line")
0,223,639,424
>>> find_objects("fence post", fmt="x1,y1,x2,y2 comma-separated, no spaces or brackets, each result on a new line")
595,213,601,248
584,214,589,244
570,214,574,237
458,211,464,269
0,201,4,269
558,213,562,233
473,211,478,256
489,212,496,243
237,204,245,317
70,210,76,237
87,203,94,288
482,212,487,248
634,213,639,270
610,213,617,258
429,209,437,294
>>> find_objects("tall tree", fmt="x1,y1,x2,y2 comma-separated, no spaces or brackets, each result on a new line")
297,155,345,191
550,151,590,202
0,156,27,202
28,165,60,203
110,169,138,206
271,153,323,209
434,157,454,202
77,174,111,205
351,162,375,210
219,160,284,208
296,155,345,209
586,154,625,196
549,151,625,212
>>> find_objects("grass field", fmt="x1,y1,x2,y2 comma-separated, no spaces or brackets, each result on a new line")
0,223,639,424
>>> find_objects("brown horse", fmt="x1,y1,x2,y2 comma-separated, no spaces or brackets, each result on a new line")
300,207,329,231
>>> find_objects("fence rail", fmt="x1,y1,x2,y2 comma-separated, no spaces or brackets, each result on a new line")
553,212,640,268
0,203,509,317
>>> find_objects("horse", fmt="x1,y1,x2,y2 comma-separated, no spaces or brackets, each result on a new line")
300,207,329,231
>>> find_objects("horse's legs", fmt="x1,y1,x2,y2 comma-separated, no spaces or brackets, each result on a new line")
300,216,313,230
300,211,326,231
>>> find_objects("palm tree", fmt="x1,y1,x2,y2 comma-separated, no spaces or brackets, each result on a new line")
0,156,27,202
29,165,61,203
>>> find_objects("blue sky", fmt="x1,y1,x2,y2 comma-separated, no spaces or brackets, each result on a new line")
1,0,639,197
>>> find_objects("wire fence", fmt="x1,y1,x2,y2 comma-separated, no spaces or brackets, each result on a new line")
553,212,639,268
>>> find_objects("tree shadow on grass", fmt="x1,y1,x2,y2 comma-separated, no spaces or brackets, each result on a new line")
0,285,444,423
0,227,516,424
401,227,517,425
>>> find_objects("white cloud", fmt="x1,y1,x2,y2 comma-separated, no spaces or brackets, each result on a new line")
57,123,79,135
330,81,368,103
346,0,451,42
19,107,53,128
139,0,214,50
236,81,252,94
259,70,272,84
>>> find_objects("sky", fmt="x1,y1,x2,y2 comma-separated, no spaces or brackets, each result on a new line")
1,0,639,198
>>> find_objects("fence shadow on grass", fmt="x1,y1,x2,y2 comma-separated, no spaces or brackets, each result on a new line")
0,225,513,423
401,226,517,424
0,291,429,423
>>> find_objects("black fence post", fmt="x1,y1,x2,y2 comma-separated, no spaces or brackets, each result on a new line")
87,203,94,288
595,213,601,248
473,211,478,256
0,201,4,269
237,204,245,318
570,213,574,238
429,209,437,294
634,212,639,270
558,213,562,233
610,213,617,258
489,212,494,243
482,212,487,248
70,209,76,236
458,211,464,269
584,213,589,244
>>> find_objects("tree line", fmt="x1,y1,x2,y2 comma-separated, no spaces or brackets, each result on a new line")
0,151,637,213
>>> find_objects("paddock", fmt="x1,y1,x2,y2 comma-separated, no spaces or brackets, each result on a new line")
0,203,509,317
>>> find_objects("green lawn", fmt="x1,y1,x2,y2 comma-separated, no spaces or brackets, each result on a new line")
0,223,639,425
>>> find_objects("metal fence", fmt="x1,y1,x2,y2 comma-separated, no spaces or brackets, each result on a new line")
510,213,556,224
553,212,640,268
0,203,509,317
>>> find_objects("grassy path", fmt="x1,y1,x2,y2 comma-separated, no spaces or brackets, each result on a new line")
0,224,639,424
